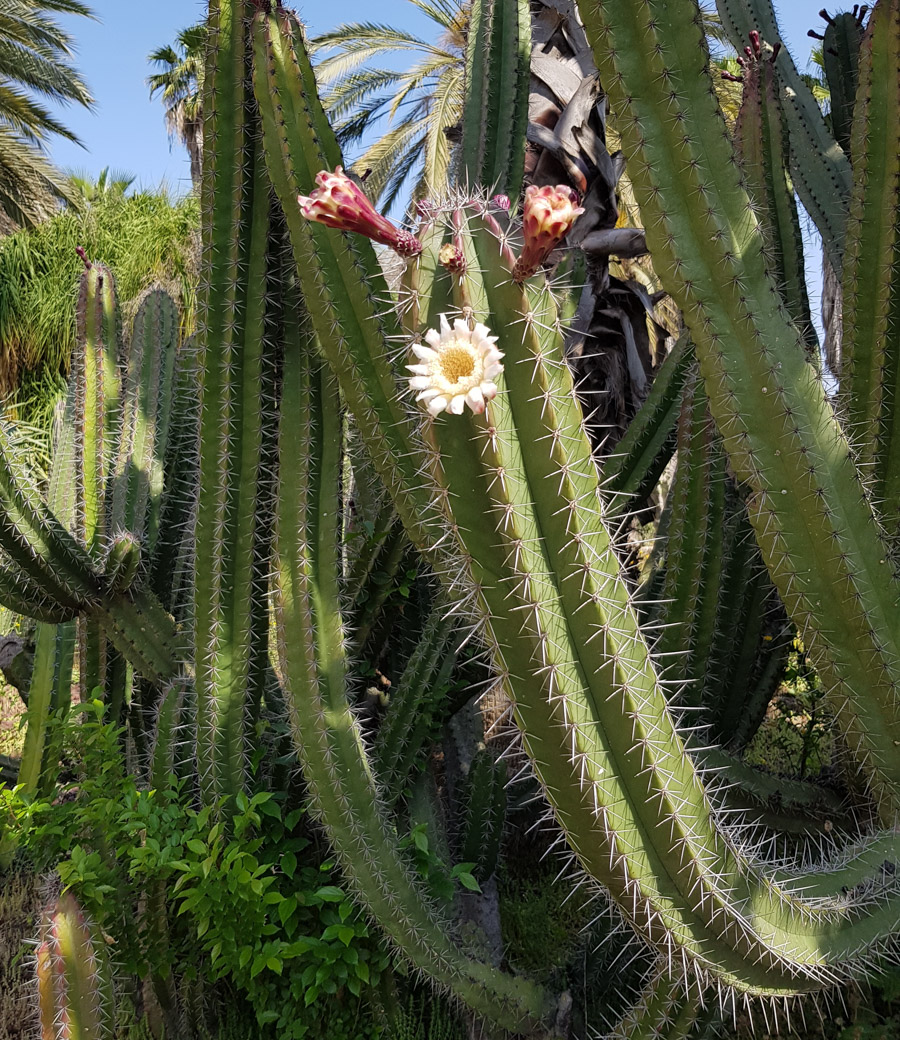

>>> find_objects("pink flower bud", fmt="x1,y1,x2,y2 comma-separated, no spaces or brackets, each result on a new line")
490,194,511,211
298,167,423,257
512,184,583,282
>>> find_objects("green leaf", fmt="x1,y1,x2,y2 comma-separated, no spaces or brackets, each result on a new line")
315,885,344,903
282,851,297,878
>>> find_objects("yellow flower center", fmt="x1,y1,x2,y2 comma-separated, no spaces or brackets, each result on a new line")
438,343,476,383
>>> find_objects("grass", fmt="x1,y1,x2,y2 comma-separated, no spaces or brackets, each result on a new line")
0,189,198,423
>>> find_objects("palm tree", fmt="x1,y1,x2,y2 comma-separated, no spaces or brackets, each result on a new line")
310,0,467,210
0,0,94,230
147,24,205,191
65,166,134,211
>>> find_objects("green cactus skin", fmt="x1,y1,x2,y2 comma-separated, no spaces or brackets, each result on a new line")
609,971,703,1040
460,0,531,200
109,287,180,556
250,6,445,561
716,0,853,276
575,0,900,817
731,33,817,355
820,9,868,158
270,241,550,1030
458,746,507,881
37,894,115,1040
655,367,728,691
73,263,121,560
372,606,460,801
390,209,900,996
149,336,200,622
841,0,900,533
194,0,277,802
600,331,692,512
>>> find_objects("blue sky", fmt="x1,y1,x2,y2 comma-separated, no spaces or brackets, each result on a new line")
50,1,831,193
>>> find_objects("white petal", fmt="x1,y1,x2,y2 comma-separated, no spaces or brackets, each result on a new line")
416,388,440,401
452,317,470,338
472,322,492,343
439,313,452,336
481,382,498,401
466,386,485,413
448,394,466,414
424,329,442,349
484,363,503,379
427,395,448,416
406,363,430,376
412,343,437,361
408,376,432,389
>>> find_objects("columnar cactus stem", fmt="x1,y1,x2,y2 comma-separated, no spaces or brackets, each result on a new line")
271,252,549,1029
250,6,446,559
37,894,114,1040
460,0,531,199
716,0,853,274
576,0,900,816
841,0,900,530
194,0,277,802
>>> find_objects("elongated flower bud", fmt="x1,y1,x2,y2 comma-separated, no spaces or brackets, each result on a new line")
298,167,423,257
512,184,583,281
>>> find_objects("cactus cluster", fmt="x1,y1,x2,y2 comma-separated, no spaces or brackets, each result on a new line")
2,0,900,1035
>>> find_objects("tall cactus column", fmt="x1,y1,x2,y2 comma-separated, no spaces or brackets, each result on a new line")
194,0,276,802
576,0,900,817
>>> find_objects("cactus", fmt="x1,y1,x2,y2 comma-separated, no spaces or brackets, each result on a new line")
6,0,900,1033
460,0,531,199
458,746,507,882
36,893,115,1040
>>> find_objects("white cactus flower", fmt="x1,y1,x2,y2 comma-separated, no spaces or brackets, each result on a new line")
407,314,504,417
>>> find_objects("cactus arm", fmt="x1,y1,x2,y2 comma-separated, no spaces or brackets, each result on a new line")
194,0,275,801
822,11,867,157
0,565,75,623
0,434,100,609
610,972,703,1040
732,38,817,354
373,606,460,800
41,895,114,1040
16,620,75,796
574,0,900,814
461,0,531,198
73,263,121,558
655,368,728,691
149,338,199,618
601,331,692,510
716,0,852,275
109,288,180,553
251,8,444,557
459,747,507,881
273,277,549,1030
409,215,900,993
841,0,900,525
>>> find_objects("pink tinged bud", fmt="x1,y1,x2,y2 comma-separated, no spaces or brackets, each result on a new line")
512,184,584,282
438,242,466,273
298,167,423,257
490,194,510,211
